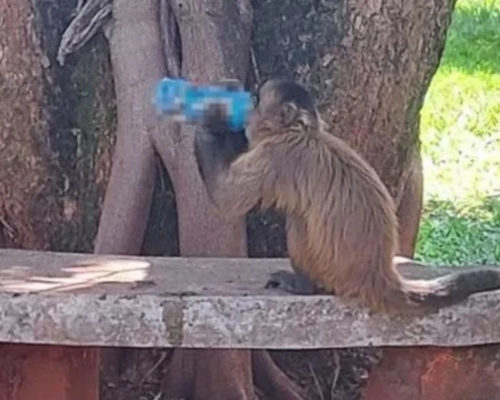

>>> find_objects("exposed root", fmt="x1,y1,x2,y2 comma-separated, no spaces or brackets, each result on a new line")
330,351,341,400
57,0,112,66
252,350,305,400
162,349,305,400
141,352,169,385
163,349,253,400
308,362,325,400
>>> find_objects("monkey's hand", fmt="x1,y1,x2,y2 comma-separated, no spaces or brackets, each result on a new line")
199,103,230,132
194,104,248,182
266,270,327,295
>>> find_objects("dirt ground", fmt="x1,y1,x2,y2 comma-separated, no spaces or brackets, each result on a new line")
101,347,382,400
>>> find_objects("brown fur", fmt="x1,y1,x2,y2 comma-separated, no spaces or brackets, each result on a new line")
198,79,500,315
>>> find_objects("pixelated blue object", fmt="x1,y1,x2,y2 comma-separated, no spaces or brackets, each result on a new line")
154,78,253,132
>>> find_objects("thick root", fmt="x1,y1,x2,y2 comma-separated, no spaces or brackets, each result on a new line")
252,350,305,400
163,349,253,400
162,349,305,400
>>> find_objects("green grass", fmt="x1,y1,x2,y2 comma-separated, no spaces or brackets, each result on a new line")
416,198,500,265
415,0,500,265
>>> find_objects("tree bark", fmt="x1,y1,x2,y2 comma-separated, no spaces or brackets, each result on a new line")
0,0,55,250
94,0,162,255
250,0,455,256
157,0,251,258
0,1,114,399
0,0,115,252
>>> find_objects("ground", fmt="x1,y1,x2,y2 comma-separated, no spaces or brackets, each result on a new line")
101,0,500,398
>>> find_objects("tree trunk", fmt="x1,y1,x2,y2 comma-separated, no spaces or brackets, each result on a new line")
0,1,114,399
154,2,255,398
1,0,465,399
250,0,455,257
0,0,115,252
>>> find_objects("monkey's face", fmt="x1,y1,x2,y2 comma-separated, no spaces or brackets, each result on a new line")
246,79,319,143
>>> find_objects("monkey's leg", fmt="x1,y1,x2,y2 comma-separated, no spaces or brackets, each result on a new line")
266,216,327,295
195,129,268,219
266,268,324,295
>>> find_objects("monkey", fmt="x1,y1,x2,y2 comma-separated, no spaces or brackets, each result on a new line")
193,78,500,315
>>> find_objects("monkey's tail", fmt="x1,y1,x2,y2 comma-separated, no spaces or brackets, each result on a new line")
391,268,500,314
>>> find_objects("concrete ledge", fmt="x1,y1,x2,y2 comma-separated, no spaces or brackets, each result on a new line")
0,249,499,349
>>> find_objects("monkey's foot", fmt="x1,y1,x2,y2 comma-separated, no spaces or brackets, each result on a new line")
265,270,323,295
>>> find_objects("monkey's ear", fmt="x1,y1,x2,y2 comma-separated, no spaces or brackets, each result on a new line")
279,102,299,127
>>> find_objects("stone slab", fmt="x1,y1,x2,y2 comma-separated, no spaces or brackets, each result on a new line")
0,249,499,349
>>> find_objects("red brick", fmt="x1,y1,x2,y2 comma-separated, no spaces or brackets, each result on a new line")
363,346,500,400
0,344,99,400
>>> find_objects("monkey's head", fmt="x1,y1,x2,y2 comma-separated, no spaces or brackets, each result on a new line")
246,79,320,142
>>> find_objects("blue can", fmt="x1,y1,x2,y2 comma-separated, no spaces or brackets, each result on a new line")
154,78,253,132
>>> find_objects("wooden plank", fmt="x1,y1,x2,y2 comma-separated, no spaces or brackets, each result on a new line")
0,249,499,349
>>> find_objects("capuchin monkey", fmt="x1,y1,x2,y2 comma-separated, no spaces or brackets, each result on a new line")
194,79,500,315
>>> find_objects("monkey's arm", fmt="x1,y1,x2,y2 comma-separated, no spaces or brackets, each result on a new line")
194,101,248,177
195,133,267,218
194,106,268,218
194,127,248,183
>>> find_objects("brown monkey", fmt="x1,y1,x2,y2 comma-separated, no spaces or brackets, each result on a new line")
194,79,500,314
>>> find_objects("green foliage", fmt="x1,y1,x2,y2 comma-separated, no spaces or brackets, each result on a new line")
416,0,500,265
415,198,500,265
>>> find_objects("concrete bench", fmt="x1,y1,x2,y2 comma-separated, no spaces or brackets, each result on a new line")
0,249,499,399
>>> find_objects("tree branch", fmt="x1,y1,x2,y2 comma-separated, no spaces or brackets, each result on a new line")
57,0,112,66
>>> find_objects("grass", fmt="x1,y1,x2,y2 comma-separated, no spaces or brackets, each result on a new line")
416,198,500,265
415,0,500,265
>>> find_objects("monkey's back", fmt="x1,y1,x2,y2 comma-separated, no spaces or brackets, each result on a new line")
261,130,401,300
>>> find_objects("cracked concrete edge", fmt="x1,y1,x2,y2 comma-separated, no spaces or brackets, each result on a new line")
1,290,499,349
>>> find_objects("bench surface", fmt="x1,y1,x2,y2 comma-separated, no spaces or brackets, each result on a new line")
0,249,499,349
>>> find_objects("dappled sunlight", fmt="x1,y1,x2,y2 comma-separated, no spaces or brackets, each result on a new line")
0,259,151,293
421,128,500,202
